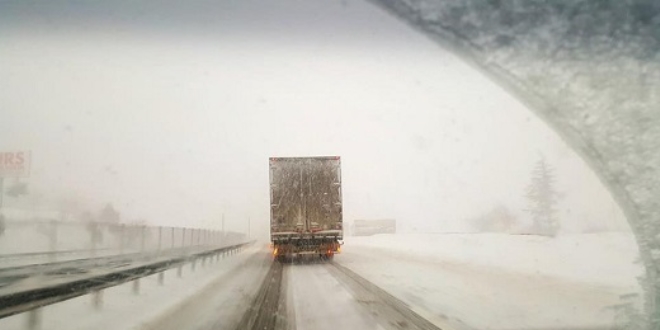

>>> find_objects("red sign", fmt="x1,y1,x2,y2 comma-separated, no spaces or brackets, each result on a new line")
0,151,31,178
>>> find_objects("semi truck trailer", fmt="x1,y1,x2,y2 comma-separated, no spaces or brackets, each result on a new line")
269,156,343,260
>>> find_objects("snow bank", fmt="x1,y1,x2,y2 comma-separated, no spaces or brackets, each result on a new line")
345,232,643,289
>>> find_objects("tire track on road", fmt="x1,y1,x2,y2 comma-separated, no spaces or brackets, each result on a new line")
234,260,287,330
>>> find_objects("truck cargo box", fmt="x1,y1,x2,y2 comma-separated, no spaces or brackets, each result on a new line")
269,156,343,259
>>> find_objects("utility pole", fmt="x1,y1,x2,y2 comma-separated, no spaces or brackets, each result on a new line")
0,178,4,210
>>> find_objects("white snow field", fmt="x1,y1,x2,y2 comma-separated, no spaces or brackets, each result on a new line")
344,232,642,288
337,232,644,329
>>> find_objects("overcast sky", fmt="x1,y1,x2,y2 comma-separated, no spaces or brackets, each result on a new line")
0,0,628,238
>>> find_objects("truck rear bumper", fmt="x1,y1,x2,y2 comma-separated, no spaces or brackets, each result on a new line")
272,239,341,257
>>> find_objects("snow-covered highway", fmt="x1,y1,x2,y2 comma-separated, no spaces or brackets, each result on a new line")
0,233,642,330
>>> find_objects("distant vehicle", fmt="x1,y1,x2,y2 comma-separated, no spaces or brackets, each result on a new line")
269,156,343,260
352,219,396,236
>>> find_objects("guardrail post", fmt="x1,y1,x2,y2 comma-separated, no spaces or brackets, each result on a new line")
140,225,146,253
26,308,42,330
177,265,183,278
182,228,186,248
189,228,193,247
157,226,162,253
158,272,164,285
92,290,103,310
48,221,58,262
132,278,140,295
90,222,98,258
171,227,175,251
191,258,196,271
119,224,126,255
197,229,201,246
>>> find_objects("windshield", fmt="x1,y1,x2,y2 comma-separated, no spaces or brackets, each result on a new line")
1,1,656,330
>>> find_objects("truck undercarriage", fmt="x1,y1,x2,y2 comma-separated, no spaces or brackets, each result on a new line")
272,236,341,261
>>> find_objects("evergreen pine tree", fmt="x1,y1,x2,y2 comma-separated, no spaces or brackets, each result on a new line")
525,157,560,237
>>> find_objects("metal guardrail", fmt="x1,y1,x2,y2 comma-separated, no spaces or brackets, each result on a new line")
0,219,247,262
0,245,209,273
0,241,254,319
0,248,115,261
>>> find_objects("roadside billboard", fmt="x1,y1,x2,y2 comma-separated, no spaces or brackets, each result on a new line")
0,151,31,178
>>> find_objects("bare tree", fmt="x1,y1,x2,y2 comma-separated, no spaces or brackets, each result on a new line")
98,203,120,224
471,204,518,233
